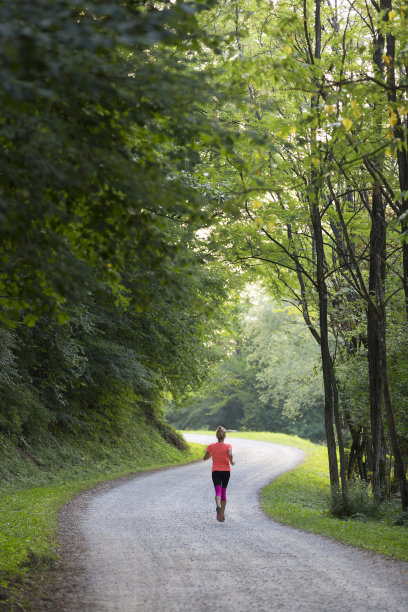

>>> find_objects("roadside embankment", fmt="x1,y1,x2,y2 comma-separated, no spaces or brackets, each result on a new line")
0,426,204,608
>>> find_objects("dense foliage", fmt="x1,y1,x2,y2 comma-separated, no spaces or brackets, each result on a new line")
190,0,408,509
0,0,235,447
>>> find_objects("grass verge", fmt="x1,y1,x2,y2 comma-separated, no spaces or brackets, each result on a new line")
0,426,204,600
183,430,408,562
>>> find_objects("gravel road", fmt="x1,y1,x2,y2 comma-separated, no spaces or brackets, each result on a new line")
57,434,408,611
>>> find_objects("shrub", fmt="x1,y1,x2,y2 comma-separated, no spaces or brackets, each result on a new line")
328,480,381,519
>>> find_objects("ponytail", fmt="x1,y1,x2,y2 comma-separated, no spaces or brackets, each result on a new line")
216,426,226,441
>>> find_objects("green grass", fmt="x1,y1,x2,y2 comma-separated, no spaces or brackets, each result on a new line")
183,430,408,562
0,428,204,586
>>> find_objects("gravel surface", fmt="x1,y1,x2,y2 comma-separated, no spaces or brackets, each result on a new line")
52,434,408,611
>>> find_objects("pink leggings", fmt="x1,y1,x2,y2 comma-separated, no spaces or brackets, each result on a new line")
215,485,227,501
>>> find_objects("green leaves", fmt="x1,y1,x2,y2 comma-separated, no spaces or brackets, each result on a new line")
0,1,240,447
0,0,226,322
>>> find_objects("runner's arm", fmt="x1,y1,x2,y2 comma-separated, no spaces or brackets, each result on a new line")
203,451,211,461
228,449,235,465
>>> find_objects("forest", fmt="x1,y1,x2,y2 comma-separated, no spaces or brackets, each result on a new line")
166,297,326,442
1,0,408,523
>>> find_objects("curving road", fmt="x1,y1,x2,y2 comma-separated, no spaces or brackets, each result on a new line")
58,434,408,611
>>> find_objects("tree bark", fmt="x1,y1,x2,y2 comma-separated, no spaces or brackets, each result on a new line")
331,361,347,492
311,194,339,488
381,336,408,509
346,423,366,481
367,182,387,499
403,224,408,320
308,0,340,490
368,0,408,506
381,0,408,320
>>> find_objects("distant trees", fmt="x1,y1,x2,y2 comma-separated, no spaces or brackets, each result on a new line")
166,298,325,442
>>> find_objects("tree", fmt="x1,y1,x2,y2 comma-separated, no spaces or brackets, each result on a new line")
167,297,325,442
0,0,228,324
0,0,237,448
194,0,408,508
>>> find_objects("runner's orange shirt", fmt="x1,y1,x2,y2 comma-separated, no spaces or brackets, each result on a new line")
206,442,232,472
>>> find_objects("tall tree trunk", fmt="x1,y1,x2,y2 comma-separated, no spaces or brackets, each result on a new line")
381,331,408,509
367,183,387,499
369,0,408,507
289,213,345,491
381,0,408,320
346,422,366,481
403,224,408,320
311,194,339,488
383,0,408,509
330,361,347,492
307,0,340,489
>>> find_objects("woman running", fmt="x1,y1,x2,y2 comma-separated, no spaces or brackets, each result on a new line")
203,426,234,522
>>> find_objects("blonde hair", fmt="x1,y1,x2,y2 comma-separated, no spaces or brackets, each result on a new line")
216,426,226,441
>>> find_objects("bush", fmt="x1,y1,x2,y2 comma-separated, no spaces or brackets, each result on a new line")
392,510,408,527
328,480,381,519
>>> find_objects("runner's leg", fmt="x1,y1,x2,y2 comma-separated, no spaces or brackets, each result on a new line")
212,473,222,517
220,472,230,520
215,485,222,511
221,488,227,517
